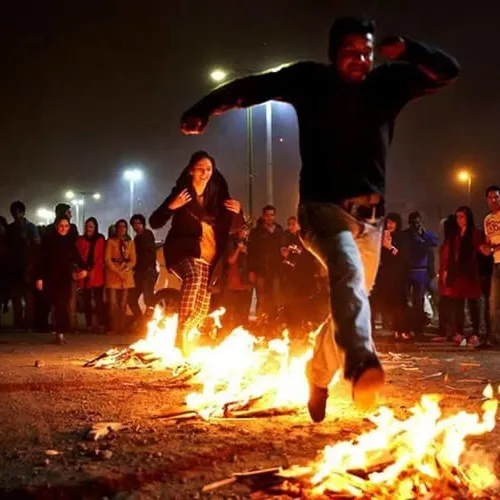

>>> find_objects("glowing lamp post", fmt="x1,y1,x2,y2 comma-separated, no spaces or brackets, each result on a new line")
124,168,143,219
457,169,472,205
65,190,101,231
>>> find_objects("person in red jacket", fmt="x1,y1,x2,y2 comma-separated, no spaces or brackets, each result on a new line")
440,207,483,345
76,217,106,332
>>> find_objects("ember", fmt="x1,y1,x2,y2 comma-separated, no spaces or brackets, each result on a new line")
204,385,500,498
85,308,318,419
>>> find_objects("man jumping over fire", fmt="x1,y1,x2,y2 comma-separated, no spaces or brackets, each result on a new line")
180,16,459,421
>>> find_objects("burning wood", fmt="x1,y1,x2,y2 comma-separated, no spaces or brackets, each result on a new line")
85,308,314,420
202,386,500,498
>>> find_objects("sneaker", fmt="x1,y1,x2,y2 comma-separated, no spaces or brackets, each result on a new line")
347,354,385,412
307,383,329,423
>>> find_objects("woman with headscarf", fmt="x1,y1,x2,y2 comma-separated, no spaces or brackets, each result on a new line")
150,150,243,355
371,212,409,340
36,216,87,336
440,206,482,345
76,217,106,332
105,219,136,333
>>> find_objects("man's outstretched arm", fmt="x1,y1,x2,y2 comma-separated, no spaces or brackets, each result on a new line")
378,36,460,102
181,62,310,134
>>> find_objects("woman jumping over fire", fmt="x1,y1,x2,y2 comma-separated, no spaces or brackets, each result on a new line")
150,151,243,355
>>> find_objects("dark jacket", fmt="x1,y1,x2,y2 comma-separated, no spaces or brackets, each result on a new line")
5,219,39,282
134,229,157,273
149,167,243,273
45,221,79,243
183,38,459,204
247,222,285,277
404,227,439,271
36,231,86,291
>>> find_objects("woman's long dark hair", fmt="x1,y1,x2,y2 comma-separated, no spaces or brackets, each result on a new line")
447,206,476,283
174,151,230,219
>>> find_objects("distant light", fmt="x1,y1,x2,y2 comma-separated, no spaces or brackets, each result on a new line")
457,169,471,183
37,208,52,219
72,199,84,206
210,69,228,82
124,168,144,182
93,192,101,200
278,137,284,143
65,190,75,200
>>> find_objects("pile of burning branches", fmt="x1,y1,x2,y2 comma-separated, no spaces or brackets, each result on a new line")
204,385,500,498
85,309,315,420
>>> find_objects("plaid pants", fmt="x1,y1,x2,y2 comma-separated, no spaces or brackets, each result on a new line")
172,258,211,351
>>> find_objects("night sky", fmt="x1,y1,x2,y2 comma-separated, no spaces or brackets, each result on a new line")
1,0,499,233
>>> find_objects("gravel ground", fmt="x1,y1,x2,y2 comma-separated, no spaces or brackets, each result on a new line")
0,331,499,499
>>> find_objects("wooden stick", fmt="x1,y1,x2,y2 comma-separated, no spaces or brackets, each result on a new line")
201,476,237,493
227,407,298,418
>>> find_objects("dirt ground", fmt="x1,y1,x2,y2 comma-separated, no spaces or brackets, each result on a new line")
0,331,499,499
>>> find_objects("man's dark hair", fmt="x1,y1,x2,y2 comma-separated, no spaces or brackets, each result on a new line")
408,211,421,223
55,203,71,218
262,205,276,214
130,213,146,226
10,200,26,216
287,215,298,222
328,16,376,62
485,185,500,196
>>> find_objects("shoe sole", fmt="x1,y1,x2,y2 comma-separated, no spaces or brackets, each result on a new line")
352,367,385,411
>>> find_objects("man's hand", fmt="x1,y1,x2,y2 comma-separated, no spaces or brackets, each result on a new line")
181,110,209,135
377,36,406,60
224,199,241,214
36,280,43,291
168,189,192,210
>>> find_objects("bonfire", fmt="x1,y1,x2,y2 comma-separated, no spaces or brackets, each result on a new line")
203,385,500,498
86,310,500,497
85,308,316,419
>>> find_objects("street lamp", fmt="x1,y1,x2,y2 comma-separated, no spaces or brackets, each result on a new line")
208,64,287,216
457,169,472,205
123,168,144,219
64,190,102,231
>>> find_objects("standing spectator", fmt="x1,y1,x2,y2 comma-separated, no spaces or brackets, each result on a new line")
36,217,87,336
436,215,457,341
247,205,284,325
476,228,494,347
281,216,318,335
105,219,136,334
76,217,106,332
5,201,40,330
480,185,500,348
404,211,438,340
128,214,157,325
371,213,410,340
440,207,482,345
149,151,243,355
224,225,252,329
45,203,79,330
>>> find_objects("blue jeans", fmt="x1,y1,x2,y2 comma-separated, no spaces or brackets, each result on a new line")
491,263,500,340
299,202,383,388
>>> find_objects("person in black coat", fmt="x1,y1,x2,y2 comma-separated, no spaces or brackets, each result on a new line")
371,212,410,339
36,216,87,335
150,151,243,354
